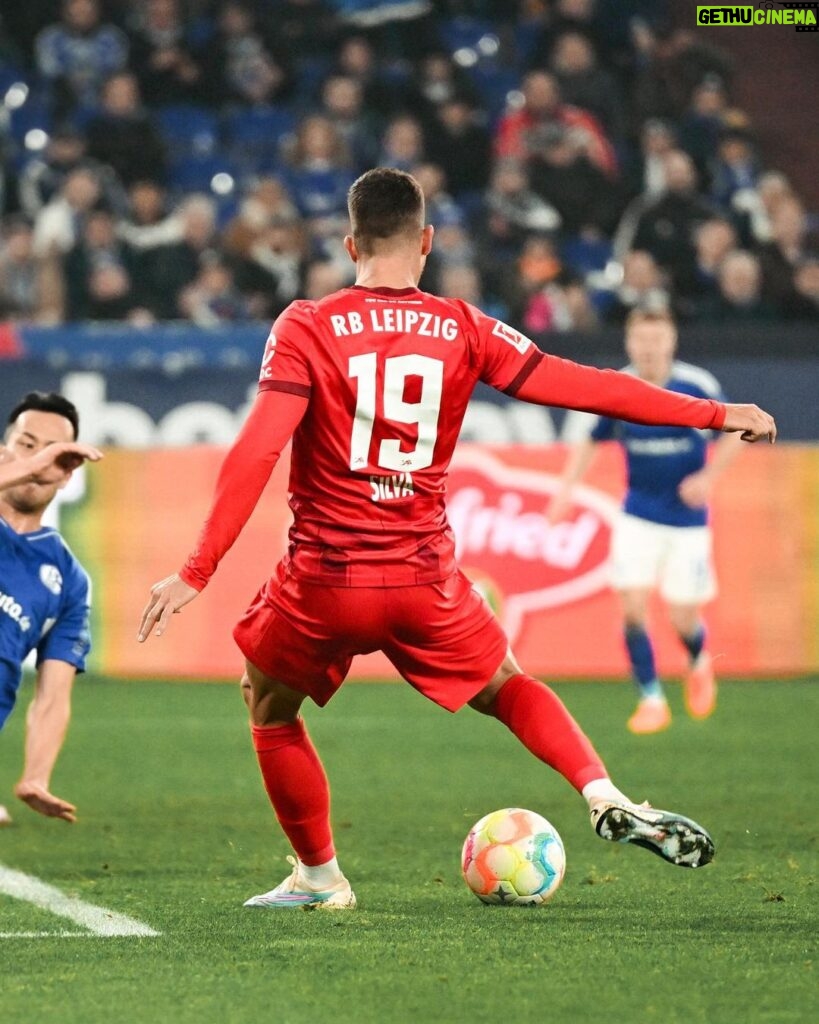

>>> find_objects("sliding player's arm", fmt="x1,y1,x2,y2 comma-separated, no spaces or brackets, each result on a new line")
137,388,308,642
18,565,91,822
15,659,77,822
0,441,103,488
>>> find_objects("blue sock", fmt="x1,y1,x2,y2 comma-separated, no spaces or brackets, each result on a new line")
679,625,706,664
624,626,664,700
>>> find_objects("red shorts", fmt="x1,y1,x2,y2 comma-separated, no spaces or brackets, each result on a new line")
233,564,508,712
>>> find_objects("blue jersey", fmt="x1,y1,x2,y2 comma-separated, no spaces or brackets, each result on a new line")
590,361,726,528
0,516,91,729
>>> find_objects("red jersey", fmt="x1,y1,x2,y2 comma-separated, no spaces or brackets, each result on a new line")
180,286,725,593
259,285,543,586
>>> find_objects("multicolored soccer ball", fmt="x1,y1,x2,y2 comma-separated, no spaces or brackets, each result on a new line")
461,808,566,906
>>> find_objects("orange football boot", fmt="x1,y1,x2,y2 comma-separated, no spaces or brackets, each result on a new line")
627,698,672,734
685,651,716,719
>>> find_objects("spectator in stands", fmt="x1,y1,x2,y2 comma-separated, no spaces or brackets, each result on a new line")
35,0,128,117
0,217,63,323
787,258,819,320
411,163,463,231
32,167,102,257
528,125,621,237
482,159,561,245
319,75,380,172
700,249,776,322
135,193,219,319
621,150,715,282
674,217,737,318
757,196,814,310
119,180,181,251
18,126,88,219
275,0,339,59
514,238,597,335
379,115,426,172
677,76,729,177
234,217,305,319
526,0,610,72
439,263,509,321
127,0,202,107
410,52,478,128
744,171,794,244
303,260,347,301
179,255,250,326
630,26,733,125
200,1,293,107
626,119,677,199
495,70,616,177
710,127,760,211
223,178,299,260
424,99,493,197
283,116,354,237
85,72,167,187
549,30,624,142
602,250,670,325
334,36,397,118
63,207,139,321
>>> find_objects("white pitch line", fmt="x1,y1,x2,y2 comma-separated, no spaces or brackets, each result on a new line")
0,931,97,938
0,863,160,937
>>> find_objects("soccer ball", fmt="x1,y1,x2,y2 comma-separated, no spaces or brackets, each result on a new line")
461,807,566,906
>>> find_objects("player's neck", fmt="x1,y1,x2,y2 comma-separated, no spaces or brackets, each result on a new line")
0,496,45,534
354,256,421,291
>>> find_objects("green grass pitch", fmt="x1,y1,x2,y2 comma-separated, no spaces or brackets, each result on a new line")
0,677,816,1024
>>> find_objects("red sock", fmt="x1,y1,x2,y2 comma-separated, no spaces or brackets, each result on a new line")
251,719,335,866
490,674,608,792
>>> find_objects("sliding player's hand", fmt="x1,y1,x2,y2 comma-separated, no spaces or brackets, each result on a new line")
138,573,199,642
15,780,77,823
721,404,776,443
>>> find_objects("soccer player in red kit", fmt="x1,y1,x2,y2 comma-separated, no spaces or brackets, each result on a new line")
138,169,776,909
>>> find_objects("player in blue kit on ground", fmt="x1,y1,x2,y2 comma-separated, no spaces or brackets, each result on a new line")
0,392,102,825
549,309,742,734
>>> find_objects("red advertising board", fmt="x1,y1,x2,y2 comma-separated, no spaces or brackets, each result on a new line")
65,444,819,681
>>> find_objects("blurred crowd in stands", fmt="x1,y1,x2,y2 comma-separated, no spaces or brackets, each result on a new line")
0,0,817,331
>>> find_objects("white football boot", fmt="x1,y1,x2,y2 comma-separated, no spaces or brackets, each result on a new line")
0,805,12,826
243,856,357,909
590,799,714,868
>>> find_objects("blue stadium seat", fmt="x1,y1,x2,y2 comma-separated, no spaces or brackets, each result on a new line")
222,105,296,176
156,104,219,163
166,153,238,194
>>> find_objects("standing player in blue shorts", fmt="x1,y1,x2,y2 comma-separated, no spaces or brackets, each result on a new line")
0,392,102,825
549,309,742,734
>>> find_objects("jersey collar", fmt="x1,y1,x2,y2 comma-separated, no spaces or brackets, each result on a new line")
349,285,421,296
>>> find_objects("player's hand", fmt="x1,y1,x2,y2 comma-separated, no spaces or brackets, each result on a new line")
678,470,713,509
138,573,199,642
19,442,103,483
721,404,776,444
14,780,77,823
546,487,573,525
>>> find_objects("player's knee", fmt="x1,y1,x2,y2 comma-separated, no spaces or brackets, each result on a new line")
239,673,253,709
469,652,521,715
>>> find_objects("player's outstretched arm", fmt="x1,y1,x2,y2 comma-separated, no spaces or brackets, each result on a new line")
511,353,776,441
0,441,103,489
15,660,77,823
136,389,308,643
720,403,777,444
